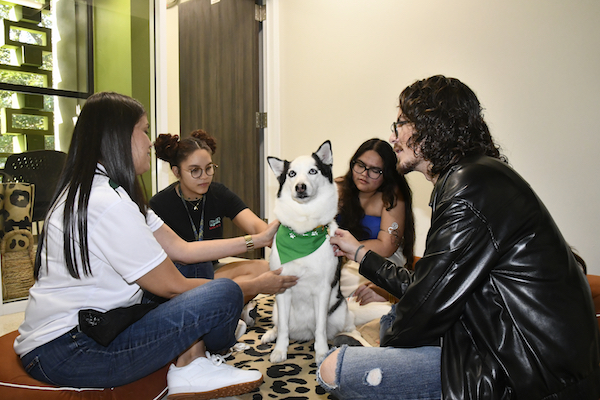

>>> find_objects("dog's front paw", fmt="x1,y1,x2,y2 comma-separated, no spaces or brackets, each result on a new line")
314,342,329,364
261,328,277,344
270,349,288,363
315,351,328,365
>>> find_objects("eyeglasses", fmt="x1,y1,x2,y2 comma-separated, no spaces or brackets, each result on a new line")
390,118,411,138
352,160,383,179
185,164,218,179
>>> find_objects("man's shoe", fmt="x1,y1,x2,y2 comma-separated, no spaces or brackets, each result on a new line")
167,351,263,399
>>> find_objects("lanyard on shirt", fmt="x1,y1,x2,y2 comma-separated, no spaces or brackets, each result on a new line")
177,185,205,241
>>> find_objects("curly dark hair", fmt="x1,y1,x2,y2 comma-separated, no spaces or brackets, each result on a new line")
338,138,415,267
154,129,217,168
399,75,506,177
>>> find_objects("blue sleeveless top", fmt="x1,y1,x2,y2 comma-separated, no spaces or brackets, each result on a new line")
361,215,381,240
336,214,381,240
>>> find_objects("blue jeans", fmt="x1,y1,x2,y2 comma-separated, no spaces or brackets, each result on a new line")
317,345,442,400
176,261,215,279
379,303,397,343
21,278,243,388
316,304,441,399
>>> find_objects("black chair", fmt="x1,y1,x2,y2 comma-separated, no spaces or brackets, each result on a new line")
1,150,67,232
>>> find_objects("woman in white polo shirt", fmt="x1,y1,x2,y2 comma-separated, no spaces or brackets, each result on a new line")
13,92,277,399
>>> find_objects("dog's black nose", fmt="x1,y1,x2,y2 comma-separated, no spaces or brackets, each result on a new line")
295,183,306,194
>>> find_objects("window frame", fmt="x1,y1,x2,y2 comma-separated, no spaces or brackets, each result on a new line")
0,0,94,100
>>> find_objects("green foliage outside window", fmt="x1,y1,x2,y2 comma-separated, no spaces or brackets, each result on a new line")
0,3,55,153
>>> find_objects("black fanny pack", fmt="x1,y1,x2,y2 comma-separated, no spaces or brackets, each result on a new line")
78,303,158,346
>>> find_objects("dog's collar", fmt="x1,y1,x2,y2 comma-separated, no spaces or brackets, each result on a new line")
276,224,329,264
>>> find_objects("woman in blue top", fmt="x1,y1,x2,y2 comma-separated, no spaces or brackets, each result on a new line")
336,138,414,305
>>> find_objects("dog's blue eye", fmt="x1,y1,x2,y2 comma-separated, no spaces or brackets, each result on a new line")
288,171,296,177
309,168,318,175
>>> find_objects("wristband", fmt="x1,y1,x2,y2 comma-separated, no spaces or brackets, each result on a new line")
244,235,254,251
354,245,365,262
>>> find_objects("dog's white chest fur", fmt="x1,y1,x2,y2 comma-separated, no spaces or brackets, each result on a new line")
262,141,354,364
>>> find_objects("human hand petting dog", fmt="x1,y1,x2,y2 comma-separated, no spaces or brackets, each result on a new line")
330,228,367,262
254,220,280,248
353,283,388,305
257,267,298,295
331,230,389,305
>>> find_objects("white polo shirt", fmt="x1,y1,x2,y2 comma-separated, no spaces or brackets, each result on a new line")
14,169,167,356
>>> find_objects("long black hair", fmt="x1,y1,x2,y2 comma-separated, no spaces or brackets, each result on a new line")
338,138,415,267
34,92,147,279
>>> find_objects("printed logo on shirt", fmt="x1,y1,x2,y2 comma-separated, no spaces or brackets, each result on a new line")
209,217,221,230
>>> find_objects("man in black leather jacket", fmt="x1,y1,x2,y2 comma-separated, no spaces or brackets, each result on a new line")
317,75,600,400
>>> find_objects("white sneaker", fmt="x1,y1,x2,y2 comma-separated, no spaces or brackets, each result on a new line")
241,300,258,328
167,351,263,399
235,319,247,341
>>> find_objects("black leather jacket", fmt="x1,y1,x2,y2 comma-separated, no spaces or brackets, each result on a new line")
360,156,600,400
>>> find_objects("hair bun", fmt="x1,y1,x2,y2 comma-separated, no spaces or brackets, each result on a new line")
190,129,217,154
154,133,179,163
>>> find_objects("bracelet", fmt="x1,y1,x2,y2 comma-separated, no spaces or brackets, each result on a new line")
244,235,254,251
354,245,365,262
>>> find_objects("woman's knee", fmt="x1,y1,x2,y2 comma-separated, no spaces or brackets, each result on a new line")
254,259,269,273
184,278,244,314
212,276,243,293
215,260,269,280
319,348,340,386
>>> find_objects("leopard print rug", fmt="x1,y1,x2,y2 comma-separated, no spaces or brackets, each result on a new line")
225,295,335,400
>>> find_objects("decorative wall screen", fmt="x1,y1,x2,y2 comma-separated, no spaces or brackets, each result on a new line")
0,0,92,164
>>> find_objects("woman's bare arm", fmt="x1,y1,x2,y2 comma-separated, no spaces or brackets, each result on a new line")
135,257,211,298
153,220,279,264
360,196,405,258
232,209,268,234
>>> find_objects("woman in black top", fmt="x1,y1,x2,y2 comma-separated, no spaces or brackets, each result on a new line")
151,129,297,304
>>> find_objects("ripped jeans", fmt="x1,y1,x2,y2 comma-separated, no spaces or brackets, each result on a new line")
317,345,441,400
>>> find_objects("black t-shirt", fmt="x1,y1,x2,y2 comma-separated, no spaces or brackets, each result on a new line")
149,182,248,242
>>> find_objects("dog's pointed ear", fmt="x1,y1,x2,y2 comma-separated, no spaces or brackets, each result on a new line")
267,156,286,177
314,140,333,166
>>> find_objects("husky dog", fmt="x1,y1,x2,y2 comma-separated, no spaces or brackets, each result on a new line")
262,140,355,364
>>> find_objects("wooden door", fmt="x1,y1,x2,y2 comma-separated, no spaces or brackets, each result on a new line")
178,0,262,257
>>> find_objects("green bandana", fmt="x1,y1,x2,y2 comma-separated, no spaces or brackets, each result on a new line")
276,224,329,264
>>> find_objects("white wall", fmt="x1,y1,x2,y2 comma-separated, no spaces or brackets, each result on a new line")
164,6,181,140
266,0,600,274
158,3,181,190
163,0,600,274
